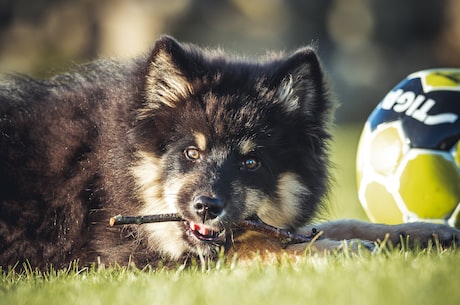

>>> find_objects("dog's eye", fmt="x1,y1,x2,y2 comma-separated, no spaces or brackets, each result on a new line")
184,147,201,161
241,157,260,171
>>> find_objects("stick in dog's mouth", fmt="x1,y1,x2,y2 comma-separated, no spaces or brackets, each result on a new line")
109,214,319,244
109,214,183,226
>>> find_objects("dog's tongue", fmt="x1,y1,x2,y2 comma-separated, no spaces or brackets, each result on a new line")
189,221,210,236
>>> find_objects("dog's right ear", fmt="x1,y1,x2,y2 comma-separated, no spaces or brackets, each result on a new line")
144,35,193,110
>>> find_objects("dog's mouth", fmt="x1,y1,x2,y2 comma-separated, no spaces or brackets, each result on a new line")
185,221,227,244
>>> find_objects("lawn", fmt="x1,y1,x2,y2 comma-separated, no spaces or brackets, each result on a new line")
1,125,459,305
2,249,459,305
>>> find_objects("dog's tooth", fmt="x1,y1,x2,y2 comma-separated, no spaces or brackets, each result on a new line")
199,226,210,236
190,221,198,231
189,221,213,236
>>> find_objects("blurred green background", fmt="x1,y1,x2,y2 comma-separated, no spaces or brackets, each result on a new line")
1,0,460,220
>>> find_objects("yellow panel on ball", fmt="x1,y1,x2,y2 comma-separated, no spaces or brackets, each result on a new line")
424,71,460,88
363,181,404,224
398,151,460,219
369,124,404,176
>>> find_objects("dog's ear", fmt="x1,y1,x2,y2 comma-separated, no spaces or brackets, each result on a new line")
271,47,333,125
144,35,193,109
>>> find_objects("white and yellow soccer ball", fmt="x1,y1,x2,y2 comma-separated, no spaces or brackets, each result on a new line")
356,69,460,228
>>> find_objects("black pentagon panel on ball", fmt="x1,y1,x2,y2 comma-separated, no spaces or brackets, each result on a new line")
368,70,460,150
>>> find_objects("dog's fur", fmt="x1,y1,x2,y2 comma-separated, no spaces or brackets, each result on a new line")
0,36,458,270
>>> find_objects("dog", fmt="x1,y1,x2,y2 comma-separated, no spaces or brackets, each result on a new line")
1,36,458,270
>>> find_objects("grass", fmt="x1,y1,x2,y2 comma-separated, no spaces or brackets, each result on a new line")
328,124,369,221
1,125,459,305
2,249,459,305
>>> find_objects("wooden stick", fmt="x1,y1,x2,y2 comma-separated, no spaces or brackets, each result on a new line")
109,213,317,243
239,219,315,243
109,213,183,226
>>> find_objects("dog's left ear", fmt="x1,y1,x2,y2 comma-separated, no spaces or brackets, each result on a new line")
272,47,333,125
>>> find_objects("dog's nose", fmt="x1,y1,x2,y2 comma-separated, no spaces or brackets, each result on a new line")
193,196,224,221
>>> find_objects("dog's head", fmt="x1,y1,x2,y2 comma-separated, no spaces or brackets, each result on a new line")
130,36,334,259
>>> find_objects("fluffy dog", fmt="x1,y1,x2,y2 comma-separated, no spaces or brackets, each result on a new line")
0,36,458,270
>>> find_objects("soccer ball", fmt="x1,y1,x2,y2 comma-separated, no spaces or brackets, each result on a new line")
356,69,460,228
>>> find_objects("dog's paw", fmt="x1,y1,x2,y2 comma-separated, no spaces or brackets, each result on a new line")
347,239,376,252
285,238,376,254
388,222,460,247
300,220,459,250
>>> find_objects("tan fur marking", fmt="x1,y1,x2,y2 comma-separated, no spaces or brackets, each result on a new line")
131,151,190,258
277,172,309,219
257,172,309,228
139,49,194,119
130,151,163,206
239,139,256,155
194,132,207,151
277,75,300,112
149,52,193,105
245,188,284,227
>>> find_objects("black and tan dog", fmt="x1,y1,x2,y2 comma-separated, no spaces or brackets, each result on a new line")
0,36,458,270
